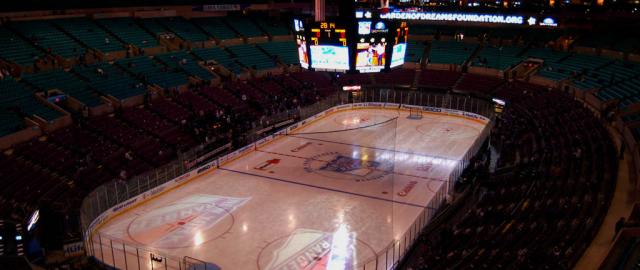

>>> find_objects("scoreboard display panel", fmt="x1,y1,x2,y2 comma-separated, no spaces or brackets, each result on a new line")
355,20,388,73
390,22,409,68
293,19,309,69
309,21,349,71
295,14,407,73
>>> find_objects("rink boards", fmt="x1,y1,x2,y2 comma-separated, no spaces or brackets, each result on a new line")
83,102,491,270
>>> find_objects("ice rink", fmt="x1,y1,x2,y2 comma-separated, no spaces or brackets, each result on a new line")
90,108,486,270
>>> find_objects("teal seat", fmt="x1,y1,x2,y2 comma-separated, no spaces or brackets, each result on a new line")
192,17,237,40
98,18,159,49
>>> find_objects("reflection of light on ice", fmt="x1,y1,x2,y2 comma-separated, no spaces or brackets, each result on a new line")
342,117,362,126
242,222,248,233
194,231,204,246
391,152,459,168
327,223,355,270
288,213,296,229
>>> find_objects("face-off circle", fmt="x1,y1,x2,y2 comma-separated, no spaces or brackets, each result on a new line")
127,200,238,249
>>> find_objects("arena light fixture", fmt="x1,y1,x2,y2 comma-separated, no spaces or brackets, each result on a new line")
342,85,362,91
492,98,506,106
27,210,39,232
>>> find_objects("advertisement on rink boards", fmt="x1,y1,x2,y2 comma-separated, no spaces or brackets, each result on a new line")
63,241,84,257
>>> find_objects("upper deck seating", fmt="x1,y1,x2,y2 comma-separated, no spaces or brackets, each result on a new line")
97,17,159,49
22,69,103,107
12,20,84,59
55,18,124,53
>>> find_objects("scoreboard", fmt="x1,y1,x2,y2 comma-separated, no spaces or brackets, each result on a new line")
309,21,350,71
355,20,388,73
295,13,408,73
294,19,309,69
390,22,409,68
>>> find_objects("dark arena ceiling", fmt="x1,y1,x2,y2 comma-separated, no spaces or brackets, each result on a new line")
0,0,638,12
0,0,290,12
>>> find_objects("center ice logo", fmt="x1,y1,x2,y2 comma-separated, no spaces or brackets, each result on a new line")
320,155,381,176
127,194,249,248
303,152,393,182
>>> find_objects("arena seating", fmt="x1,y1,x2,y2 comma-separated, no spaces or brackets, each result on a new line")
471,45,524,70
191,17,238,41
290,71,334,96
97,17,160,49
138,18,169,37
575,61,639,91
224,81,270,108
121,106,196,150
192,47,245,75
417,69,462,89
86,114,174,167
0,78,63,122
197,85,256,117
405,81,616,270
154,51,217,81
0,152,70,217
531,53,612,82
428,40,477,65
73,62,146,100
156,17,209,42
0,27,43,67
54,18,124,54
454,73,503,94
10,20,84,59
525,48,573,81
175,89,219,115
250,77,288,98
0,110,26,138
597,76,640,108
406,40,425,63
375,68,416,86
226,44,277,71
257,42,298,65
224,16,264,38
116,56,188,89
148,97,193,123
22,69,104,107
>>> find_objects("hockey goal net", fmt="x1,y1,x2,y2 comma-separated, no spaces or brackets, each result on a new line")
408,107,423,119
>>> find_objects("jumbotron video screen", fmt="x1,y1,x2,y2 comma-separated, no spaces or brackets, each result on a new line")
294,12,408,73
